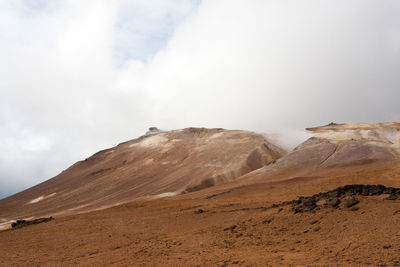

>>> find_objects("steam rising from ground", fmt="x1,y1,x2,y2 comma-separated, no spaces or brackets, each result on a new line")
263,130,312,152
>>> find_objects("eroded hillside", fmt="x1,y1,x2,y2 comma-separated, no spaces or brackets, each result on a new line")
0,127,284,221
181,122,400,199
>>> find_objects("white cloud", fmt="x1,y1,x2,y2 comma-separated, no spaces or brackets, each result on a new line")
0,0,199,197
0,0,399,197
114,0,200,62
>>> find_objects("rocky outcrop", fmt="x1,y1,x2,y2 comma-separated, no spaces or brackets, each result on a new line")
288,184,400,213
11,217,53,229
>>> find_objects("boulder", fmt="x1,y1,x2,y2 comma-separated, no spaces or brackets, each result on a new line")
326,197,340,207
345,198,360,208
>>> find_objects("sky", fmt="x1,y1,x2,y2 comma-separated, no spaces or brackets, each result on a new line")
0,0,400,198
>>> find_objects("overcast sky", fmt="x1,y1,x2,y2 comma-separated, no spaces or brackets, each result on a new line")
1,0,399,198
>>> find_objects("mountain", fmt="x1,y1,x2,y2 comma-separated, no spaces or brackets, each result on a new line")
189,122,400,199
0,127,284,220
264,121,400,174
2,122,400,266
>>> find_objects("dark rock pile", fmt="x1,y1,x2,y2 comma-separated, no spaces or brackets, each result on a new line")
345,198,360,208
286,184,400,213
11,216,53,229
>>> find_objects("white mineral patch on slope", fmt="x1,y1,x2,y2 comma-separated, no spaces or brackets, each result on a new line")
151,192,177,199
0,220,12,231
210,132,224,139
142,158,154,165
27,193,56,204
312,130,366,142
129,134,168,148
29,196,44,204
0,216,34,231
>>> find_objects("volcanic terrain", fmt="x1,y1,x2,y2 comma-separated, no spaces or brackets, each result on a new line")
1,122,400,266
0,127,284,220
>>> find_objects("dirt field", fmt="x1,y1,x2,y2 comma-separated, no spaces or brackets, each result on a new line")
2,161,400,266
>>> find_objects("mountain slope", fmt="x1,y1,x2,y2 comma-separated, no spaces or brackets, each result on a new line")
2,168,400,266
270,122,400,172
183,122,400,199
2,122,400,224
2,122,400,265
0,127,284,220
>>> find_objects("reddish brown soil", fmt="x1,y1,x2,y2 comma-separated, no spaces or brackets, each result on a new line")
2,161,400,266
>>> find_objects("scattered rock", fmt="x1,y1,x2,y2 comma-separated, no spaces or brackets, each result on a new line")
362,188,369,196
281,184,400,214
194,209,204,214
324,184,397,199
313,227,321,232
224,225,237,231
368,185,386,195
310,220,319,225
326,197,340,207
345,198,360,208
327,190,339,198
383,245,391,249
88,250,99,255
262,218,273,224
11,217,53,229
351,206,359,211
292,197,316,213
303,198,317,211
11,219,26,228
235,233,243,238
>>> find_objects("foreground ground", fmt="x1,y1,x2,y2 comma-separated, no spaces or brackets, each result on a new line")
1,162,400,266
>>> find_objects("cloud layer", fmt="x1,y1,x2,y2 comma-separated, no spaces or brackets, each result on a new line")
1,0,399,197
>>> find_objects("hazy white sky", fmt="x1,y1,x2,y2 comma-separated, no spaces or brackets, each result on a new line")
1,0,399,198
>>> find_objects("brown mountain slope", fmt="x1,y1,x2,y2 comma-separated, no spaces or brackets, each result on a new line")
268,121,400,172
2,123,400,265
0,127,284,221
184,122,400,199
